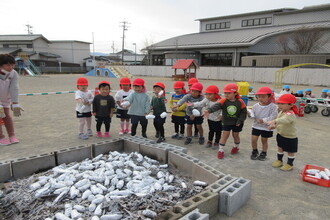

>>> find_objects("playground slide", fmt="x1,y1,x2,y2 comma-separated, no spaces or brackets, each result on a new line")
24,67,36,76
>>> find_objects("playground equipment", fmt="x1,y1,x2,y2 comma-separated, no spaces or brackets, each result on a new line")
274,63,330,88
85,66,133,79
172,59,199,81
297,97,330,117
16,58,41,76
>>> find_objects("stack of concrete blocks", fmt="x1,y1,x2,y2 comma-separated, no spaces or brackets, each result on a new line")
179,209,209,220
0,137,252,219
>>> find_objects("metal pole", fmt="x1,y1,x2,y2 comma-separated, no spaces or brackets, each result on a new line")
92,32,95,73
133,43,136,65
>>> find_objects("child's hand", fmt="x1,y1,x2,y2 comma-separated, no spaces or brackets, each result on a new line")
110,113,113,118
172,106,178,112
186,102,194,107
257,119,263,124
218,115,222,121
92,112,96,116
236,123,240,127
267,120,276,129
203,110,210,119
190,115,195,120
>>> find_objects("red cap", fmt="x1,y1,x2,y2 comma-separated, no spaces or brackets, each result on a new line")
254,87,272,95
133,78,145,86
153,82,165,89
223,83,238,93
204,85,219,94
173,81,185,89
98,80,110,86
277,94,296,104
77,77,88,86
120,77,131,85
188,78,198,86
190,82,203,92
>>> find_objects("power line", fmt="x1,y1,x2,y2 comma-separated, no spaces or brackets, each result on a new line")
25,24,33,35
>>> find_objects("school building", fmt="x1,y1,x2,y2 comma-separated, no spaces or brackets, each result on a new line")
146,3,330,67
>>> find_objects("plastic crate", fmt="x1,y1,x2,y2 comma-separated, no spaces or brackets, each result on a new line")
302,164,330,187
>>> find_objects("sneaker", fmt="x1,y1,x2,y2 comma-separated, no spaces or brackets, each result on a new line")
257,152,267,161
157,137,165,143
184,137,192,145
199,136,205,145
212,143,219,150
79,133,89,140
119,129,125,136
272,160,283,168
280,163,293,171
171,133,179,139
231,147,239,154
97,132,103,138
9,136,20,144
250,150,259,160
87,129,93,137
205,141,212,148
217,151,224,159
125,129,131,135
0,138,11,146
155,132,160,138
177,134,184,140
142,133,147,138
104,132,110,138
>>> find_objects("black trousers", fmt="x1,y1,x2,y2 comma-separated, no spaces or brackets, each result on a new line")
174,123,185,134
153,116,166,138
95,116,111,132
208,119,222,143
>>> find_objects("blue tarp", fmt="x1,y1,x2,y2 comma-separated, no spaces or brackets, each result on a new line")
85,68,116,78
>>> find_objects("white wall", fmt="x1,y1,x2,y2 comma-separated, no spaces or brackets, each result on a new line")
121,65,330,86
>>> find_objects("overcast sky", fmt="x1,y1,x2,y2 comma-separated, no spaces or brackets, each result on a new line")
0,0,329,54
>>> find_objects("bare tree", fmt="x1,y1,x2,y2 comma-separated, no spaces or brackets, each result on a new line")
276,27,329,54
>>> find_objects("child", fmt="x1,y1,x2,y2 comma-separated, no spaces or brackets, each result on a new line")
248,86,255,100
0,54,23,145
279,85,291,95
320,89,328,98
75,77,93,140
151,82,167,143
187,77,201,138
293,90,304,97
304,88,315,104
267,94,298,171
188,85,222,149
114,77,133,135
204,83,247,159
249,87,278,161
123,78,150,138
175,82,205,145
92,81,115,138
169,81,186,140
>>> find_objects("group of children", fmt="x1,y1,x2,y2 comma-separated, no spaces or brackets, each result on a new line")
281,84,330,100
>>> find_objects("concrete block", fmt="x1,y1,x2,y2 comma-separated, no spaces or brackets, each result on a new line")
139,143,168,164
92,139,124,156
12,153,56,179
168,151,197,176
155,209,182,220
123,139,140,153
206,174,237,193
0,161,12,183
55,145,91,165
220,177,252,217
173,190,219,218
192,162,225,184
160,143,188,154
179,208,209,220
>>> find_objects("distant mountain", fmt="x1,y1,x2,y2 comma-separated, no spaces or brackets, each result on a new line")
90,52,109,56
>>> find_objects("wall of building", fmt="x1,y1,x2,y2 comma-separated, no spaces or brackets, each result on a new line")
120,65,330,86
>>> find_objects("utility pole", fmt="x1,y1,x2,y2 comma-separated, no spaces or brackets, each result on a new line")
111,41,115,54
25,24,33,35
119,20,129,65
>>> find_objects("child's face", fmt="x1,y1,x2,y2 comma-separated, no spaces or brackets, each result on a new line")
174,88,182,94
257,94,271,105
153,86,162,95
305,91,311,95
224,92,236,100
77,85,88,92
1,63,15,72
99,86,110,96
277,103,293,112
284,89,290,92
133,85,143,93
205,93,217,101
188,84,192,89
191,90,201,98
121,84,130,91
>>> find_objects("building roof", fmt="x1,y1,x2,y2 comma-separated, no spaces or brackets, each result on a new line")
148,21,330,50
51,40,91,44
172,59,198,69
0,34,51,43
39,52,61,58
0,48,21,54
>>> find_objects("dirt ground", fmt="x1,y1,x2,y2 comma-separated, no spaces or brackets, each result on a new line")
0,74,329,220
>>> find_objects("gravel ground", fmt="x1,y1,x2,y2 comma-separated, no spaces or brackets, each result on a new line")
0,74,329,220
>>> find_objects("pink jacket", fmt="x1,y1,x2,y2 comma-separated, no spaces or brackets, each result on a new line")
0,70,19,107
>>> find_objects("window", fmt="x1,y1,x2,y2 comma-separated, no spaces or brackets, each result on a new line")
206,24,211,30
27,44,33,48
3,44,9,48
242,20,247,27
216,23,221,29
266,17,272,24
247,20,253,26
260,18,266,25
252,60,256,67
201,53,232,66
282,59,290,67
326,59,330,65
253,19,259,25
241,17,272,27
225,22,230,28
152,55,164,65
220,23,225,29
210,24,216,29
206,22,230,31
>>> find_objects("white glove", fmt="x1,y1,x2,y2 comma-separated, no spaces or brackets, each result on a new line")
121,101,130,108
145,114,155,119
0,105,5,118
158,90,164,97
192,109,200,117
160,112,167,118
248,109,255,118
12,104,24,117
